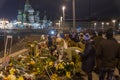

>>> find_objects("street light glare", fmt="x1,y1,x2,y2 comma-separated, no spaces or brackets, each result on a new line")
102,22,104,25
62,6,66,10
106,22,110,25
94,22,97,26
60,17,63,22
112,20,116,23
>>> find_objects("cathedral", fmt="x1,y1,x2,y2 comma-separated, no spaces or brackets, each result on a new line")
17,0,52,29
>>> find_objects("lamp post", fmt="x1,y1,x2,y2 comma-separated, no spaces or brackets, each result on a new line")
112,20,116,28
62,6,66,29
1,19,7,57
59,20,61,29
62,6,66,21
60,16,63,22
73,0,76,29
106,22,110,26
94,22,97,30
102,22,104,30
60,16,63,29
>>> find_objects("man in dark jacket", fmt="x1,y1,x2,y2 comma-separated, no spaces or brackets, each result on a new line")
94,31,105,73
117,44,120,75
94,31,105,49
81,38,96,80
96,28,119,80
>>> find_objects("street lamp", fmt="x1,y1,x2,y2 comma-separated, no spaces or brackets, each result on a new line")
73,0,76,29
59,20,61,29
62,6,66,29
112,19,116,27
101,22,104,30
59,16,63,29
60,16,63,22
94,22,97,30
106,22,110,26
62,6,66,21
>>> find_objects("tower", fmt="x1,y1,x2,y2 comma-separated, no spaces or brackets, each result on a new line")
24,0,35,23
35,11,40,23
17,10,23,21
24,0,31,13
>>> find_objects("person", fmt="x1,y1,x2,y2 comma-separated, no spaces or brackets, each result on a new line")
94,31,105,49
47,35,56,55
96,28,119,80
70,32,79,42
84,33,90,41
47,35,53,48
117,43,120,75
81,37,96,80
94,31,105,73
79,33,85,44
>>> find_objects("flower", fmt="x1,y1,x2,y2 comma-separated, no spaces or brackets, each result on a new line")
18,76,24,80
56,62,64,70
48,61,54,67
66,71,71,78
70,61,74,66
9,68,16,75
51,74,58,80
7,74,16,80
30,60,35,65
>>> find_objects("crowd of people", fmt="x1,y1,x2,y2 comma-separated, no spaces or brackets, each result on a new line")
45,28,120,80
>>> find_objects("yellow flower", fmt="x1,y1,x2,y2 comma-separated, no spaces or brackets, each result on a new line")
58,63,64,69
51,74,58,80
30,60,35,65
7,74,16,80
37,68,40,73
49,62,54,66
70,62,74,65
66,71,71,78
18,76,24,80
61,62,65,65
37,68,40,70
9,63,13,66
9,68,16,75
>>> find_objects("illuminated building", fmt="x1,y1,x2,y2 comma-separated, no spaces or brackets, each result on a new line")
17,0,52,29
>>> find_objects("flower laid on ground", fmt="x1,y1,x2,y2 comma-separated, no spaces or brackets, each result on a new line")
0,39,84,80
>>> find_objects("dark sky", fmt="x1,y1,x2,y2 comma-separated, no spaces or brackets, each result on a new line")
0,0,120,20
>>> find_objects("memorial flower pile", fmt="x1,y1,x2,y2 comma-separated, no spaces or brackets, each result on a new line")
0,39,84,80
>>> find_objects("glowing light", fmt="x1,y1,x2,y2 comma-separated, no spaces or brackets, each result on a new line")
106,22,110,26
94,22,97,26
51,30,55,34
112,20,116,23
102,22,104,25
62,6,66,11
60,17,63,22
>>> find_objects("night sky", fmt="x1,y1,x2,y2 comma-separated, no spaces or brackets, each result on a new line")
0,0,120,20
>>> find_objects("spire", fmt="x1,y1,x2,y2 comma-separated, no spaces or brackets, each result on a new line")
26,0,29,4
24,0,31,12
43,11,47,20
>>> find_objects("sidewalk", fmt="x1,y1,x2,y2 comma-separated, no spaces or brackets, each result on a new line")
83,68,119,80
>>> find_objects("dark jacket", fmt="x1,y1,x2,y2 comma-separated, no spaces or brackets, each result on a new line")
81,40,96,73
117,44,120,69
96,38,119,68
94,36,105,70
48,36,53,47
94,36,105,49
